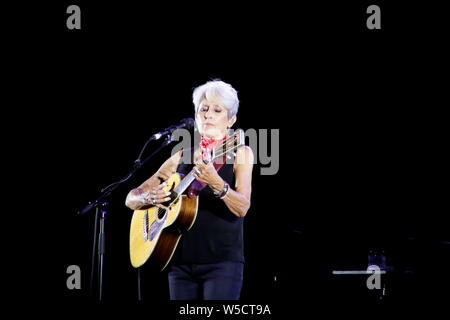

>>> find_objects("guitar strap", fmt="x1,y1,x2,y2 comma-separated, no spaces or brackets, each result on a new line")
187,156,227,198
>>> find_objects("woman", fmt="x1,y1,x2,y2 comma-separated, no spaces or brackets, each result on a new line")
125,80,254,300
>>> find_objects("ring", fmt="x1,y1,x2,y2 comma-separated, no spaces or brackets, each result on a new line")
152,197,156,205
194,168,201,176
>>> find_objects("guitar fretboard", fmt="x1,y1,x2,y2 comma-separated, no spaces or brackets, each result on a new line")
174,171,196,195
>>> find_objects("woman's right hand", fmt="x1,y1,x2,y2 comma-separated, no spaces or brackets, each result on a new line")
126,150,182,211
139,182,171,209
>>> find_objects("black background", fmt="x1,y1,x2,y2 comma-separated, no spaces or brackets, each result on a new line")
6,0,449,316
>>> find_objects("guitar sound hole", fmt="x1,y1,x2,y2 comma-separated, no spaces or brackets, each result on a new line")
157,208,166,220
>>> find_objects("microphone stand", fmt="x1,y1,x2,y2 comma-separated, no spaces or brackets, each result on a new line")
78,133,174,301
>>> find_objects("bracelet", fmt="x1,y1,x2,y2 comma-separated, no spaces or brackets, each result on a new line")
215,181,229,199
219,185,229,199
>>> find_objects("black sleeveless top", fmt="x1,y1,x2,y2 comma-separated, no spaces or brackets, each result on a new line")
170,147,245,264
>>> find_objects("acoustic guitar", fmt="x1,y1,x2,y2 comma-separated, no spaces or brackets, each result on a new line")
129,129,244,270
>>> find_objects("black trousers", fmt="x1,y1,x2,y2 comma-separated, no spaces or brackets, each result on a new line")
167,261,244,300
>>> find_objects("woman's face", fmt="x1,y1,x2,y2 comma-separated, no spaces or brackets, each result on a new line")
196,94,235,140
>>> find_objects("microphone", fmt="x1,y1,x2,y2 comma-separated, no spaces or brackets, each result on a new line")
134,118,195,169
152,118,195,140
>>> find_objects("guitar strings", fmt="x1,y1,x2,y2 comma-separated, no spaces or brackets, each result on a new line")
212,132,242,159
214,138,238,153
213,130,241,152
213,147,240,160
213,140,242,159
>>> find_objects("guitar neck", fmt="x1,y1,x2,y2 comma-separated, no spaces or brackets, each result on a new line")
174,171,196,195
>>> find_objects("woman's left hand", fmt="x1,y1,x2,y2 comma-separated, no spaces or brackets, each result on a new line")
192,161,222,188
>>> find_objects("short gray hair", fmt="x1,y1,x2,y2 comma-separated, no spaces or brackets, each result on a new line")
192,80,239,119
